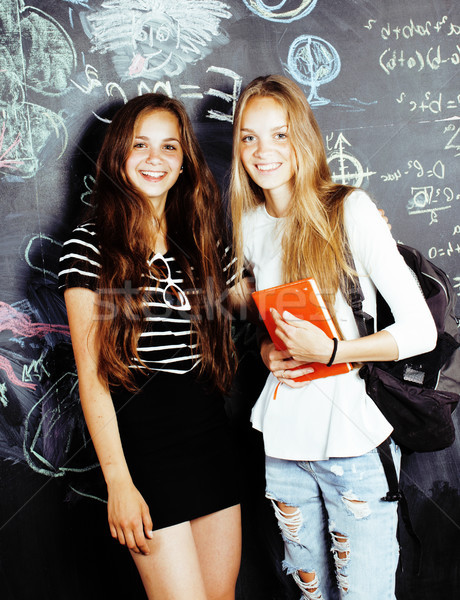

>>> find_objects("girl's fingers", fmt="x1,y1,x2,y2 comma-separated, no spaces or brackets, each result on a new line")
282,378,311,389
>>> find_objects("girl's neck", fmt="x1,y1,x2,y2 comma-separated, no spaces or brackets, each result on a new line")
152,214,168,254
263,190,292,218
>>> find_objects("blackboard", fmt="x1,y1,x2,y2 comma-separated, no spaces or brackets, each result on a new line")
0,1,459,598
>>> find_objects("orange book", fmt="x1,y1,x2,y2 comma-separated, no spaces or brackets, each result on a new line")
252,278,353,382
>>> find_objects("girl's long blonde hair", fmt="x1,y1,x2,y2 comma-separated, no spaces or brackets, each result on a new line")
230,75,356,320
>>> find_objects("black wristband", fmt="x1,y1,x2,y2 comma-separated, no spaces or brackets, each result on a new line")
326,337,338,367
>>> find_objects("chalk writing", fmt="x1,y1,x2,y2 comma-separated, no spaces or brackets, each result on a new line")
380,17,459,40
327,133,376,187
381,159,446,182
205,66,242,121
396,91,460,114
242,0,317,23
407,184,459,225
75,63,242,123
287,35,340,106
444,124,460,156
80,0,232,80
428,242,460,259
379,44,460,74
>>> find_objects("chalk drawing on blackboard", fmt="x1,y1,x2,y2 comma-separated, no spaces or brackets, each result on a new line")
81,174,95,206
0,121,23,172
0,301,70,392
242,0,317,23
23,370,98,477
0,383,7,407
0,1,75,178
444,124,460,157
18,5,77,95
407,186,453,225
286,35,340,106
80,0,232,80
0,297,99,478
327,133,376,187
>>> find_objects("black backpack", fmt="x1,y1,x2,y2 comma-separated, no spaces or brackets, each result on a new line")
348,243,460,454
346,243,460,568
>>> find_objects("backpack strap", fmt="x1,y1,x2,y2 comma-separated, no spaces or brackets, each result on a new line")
343,250,423,572
376,438,401,502
377,439,422,574
342,251,374,337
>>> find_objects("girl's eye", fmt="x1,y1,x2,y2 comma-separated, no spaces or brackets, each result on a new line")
164,144,177,151
242,135,254,143
275,133,287,139
133,142,147,148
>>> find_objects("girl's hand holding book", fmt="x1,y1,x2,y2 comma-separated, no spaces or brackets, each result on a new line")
260,335,314,388
271,308,335,365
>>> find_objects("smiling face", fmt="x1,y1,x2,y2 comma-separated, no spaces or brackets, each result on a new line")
125,109,184,213
239,96,296,213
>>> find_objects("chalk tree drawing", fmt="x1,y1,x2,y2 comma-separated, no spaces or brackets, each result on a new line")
287,35,340,106
80,0,232,80
242,0,317,22
327,133,376,187
0,0,76,178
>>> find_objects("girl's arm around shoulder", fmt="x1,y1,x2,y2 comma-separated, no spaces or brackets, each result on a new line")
64,287,153,554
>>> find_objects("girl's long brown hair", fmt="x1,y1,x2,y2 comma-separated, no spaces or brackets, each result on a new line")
230,75,356,324
91,93,236,392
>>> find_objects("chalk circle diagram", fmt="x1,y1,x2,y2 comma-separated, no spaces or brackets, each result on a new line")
242,0,318,22
327,134,376,187
287,35,340,106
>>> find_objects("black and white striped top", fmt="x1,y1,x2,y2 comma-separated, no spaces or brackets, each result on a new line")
58,221,237,375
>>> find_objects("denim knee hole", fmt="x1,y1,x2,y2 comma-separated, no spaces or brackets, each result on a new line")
293,571,323,600
266,492,303,544
341,490,371,520
330,531,350,594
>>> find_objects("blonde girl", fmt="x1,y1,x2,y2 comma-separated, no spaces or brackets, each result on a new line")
230,75,436,600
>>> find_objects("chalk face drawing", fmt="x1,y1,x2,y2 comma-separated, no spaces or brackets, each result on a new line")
80,0,233,80
0,0,75,179
242,0,317,23
287,34,340,106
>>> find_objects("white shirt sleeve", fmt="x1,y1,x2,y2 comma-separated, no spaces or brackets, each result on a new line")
343,190,437,360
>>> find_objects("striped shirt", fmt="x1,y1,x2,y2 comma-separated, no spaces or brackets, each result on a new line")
58,221,237,375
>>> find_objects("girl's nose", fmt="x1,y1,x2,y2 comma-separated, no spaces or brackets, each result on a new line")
254,137,270,156
146,147,161,163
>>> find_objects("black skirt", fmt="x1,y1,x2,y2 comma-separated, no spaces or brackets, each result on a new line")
112,370,240,531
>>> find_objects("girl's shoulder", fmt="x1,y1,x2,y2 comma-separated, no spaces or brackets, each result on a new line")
342,189,382,229
58,221,101,291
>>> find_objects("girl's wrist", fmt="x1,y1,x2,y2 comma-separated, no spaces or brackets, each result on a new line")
326,337,339,367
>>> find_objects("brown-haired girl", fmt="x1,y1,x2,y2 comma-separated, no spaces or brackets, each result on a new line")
59,93,241,599
230,75,437,599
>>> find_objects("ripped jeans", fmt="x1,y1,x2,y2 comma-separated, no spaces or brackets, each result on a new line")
265,441,401,600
